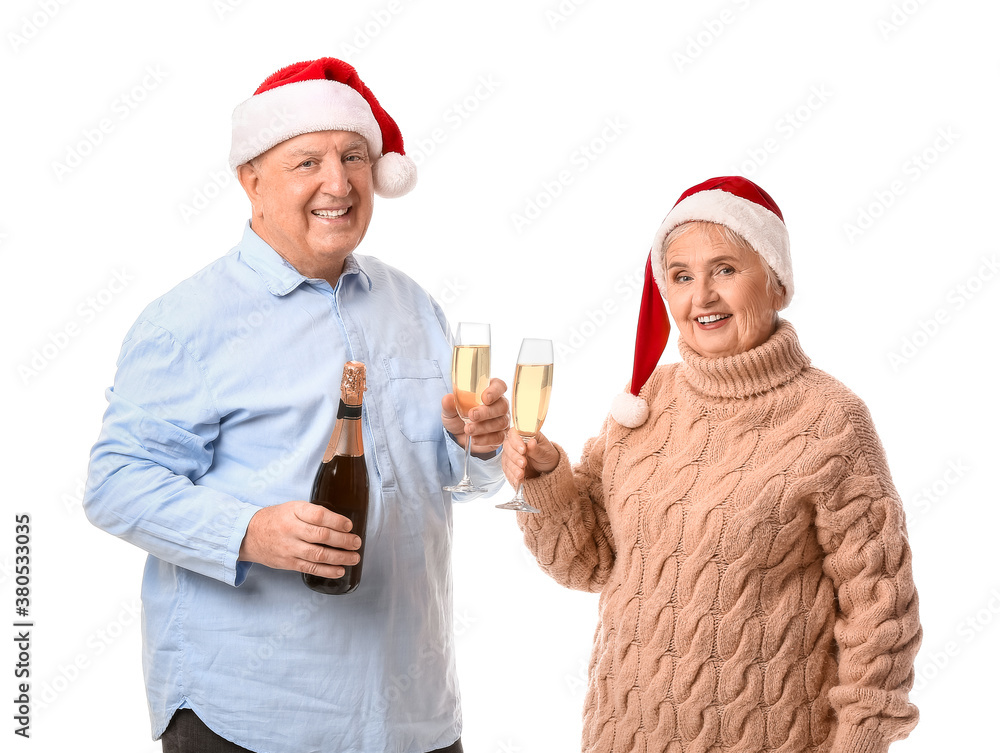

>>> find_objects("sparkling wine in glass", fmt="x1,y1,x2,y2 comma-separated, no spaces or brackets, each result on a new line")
443,322,491,493
496,338,553,512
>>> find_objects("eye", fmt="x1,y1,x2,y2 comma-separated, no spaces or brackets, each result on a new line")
298,159,316,168
674,273,692,283
718,266,735,276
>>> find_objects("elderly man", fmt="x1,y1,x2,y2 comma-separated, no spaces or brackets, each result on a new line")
84,58,507,753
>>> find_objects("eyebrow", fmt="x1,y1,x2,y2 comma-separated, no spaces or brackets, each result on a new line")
285,140,369,158
666,255,739,270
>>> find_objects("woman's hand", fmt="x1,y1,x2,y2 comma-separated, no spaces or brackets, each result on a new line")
502,427,560,489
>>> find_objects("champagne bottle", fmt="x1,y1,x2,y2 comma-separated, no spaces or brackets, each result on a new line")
303,361,369,595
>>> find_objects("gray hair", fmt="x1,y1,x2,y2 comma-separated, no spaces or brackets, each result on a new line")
662,221,783,301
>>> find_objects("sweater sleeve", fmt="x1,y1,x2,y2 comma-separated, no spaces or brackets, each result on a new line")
515,421,617,593
815,397,921,753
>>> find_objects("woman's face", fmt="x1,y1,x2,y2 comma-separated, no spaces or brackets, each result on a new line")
663,224,784,359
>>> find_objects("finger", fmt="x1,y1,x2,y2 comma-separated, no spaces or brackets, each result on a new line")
304,541,362,567
479,378,508,406
470,431,510,453
469,389,509,421
296,502,354,533
468,413,510,437
299,561,347,579
297,551,356,580
311,525,363,552
505,429,527,455
440,392,460,420
501,452,525,487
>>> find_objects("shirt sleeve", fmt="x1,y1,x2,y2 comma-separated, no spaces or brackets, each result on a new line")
442,430,506,501
515,420,617,593
815,398,921,753
84,320,259,586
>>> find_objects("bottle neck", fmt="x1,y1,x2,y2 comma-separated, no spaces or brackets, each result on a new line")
323,400,364,461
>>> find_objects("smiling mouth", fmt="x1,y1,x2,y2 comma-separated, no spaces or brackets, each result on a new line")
696,314,732,324
312,208,349,218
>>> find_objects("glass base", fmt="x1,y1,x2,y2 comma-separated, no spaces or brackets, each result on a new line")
495,499,541,513
444,479,485,493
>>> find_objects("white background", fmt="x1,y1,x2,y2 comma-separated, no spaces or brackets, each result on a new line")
3,0,999,751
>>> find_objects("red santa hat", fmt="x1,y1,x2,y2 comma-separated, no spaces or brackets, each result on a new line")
229,57,417,198
610,176,792,428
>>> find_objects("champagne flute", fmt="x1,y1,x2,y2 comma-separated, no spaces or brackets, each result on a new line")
443,322,491,493
496,338,553,513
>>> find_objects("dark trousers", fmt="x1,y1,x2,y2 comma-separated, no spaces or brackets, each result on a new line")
161,709,464,753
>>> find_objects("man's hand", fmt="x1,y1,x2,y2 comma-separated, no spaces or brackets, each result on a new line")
502,427,560,488
441,377,509,458
238,500,361,577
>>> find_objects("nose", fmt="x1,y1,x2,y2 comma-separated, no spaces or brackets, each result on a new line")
693,275,718,308
319,159,351,197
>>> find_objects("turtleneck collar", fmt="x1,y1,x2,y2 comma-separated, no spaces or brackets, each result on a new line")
676,319,810,400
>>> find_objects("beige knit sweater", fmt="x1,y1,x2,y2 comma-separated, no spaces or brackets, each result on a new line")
518,321,920,753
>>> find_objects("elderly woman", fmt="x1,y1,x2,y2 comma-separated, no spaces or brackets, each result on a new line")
503,177,920,753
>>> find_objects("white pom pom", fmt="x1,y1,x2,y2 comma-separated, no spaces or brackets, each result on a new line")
610,391,649,428
373,152,418,198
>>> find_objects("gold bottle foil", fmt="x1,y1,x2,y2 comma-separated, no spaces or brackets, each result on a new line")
341,361,366,406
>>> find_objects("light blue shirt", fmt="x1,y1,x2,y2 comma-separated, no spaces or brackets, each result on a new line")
84,223,503,753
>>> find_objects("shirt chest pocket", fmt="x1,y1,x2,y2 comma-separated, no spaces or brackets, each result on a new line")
383,357,449,443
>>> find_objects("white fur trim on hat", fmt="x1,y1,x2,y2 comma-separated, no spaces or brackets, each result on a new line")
372,151,418,198
610,391,649,428
229,79,382,173
650,188,793,307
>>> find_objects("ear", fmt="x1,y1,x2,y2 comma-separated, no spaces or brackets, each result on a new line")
772,283,788,312
236,162,262,214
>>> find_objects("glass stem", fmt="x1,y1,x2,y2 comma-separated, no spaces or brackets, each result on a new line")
459,431,473,483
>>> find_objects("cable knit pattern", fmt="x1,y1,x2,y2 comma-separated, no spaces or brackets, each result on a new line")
518,321,920,753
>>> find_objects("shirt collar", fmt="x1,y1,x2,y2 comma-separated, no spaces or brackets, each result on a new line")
236,221,373,296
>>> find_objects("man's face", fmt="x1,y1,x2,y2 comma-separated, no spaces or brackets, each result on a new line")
238,130,375,281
